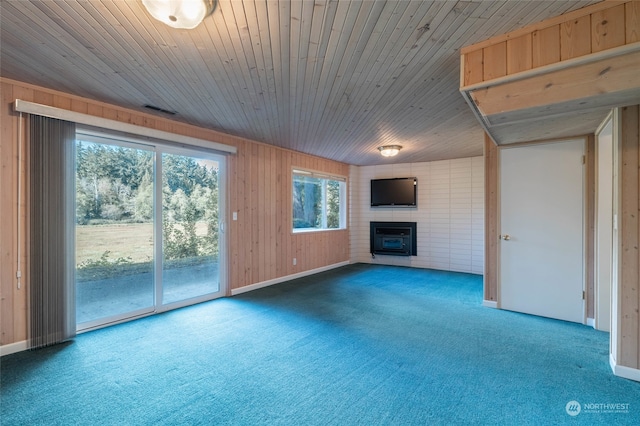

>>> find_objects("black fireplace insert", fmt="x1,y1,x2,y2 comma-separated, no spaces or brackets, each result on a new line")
370,221,417,256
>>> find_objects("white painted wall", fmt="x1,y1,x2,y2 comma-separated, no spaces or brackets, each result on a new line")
349,157,484,274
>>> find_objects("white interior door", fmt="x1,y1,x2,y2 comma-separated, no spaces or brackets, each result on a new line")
500,139,585,323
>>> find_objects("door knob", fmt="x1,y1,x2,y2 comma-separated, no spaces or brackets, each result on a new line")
501,234,511,241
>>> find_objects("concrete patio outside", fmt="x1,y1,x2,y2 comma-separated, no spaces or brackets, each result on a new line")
76,262,219,325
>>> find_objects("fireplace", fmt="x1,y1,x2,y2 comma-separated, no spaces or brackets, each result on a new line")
370,221,417,256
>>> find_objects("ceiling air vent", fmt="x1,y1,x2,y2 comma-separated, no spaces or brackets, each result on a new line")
143,104,177,115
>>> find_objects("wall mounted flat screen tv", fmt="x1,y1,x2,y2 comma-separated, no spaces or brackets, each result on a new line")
370,177,417,207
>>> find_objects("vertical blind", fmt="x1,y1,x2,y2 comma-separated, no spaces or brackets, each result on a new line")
29,115,76,349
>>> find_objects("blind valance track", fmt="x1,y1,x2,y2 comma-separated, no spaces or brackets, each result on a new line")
14,100,236,155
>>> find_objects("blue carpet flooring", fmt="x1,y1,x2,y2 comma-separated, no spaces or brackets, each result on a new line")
1,264,638,425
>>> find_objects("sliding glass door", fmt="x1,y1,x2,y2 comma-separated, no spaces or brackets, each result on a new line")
75,133,225,331
75,139,155,327
160,151,221,307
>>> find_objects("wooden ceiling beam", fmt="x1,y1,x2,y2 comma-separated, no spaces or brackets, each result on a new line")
471,47,640,125
460,1,640,145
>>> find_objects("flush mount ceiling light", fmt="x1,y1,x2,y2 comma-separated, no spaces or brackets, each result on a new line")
377,145,402,157
142,0,216,29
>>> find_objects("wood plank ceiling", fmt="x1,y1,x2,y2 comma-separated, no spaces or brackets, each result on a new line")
0,0,600,166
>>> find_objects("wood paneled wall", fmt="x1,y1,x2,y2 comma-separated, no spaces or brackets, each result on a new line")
462,1,640,86
618,104,640,369
229,138,349,290
483,134,499,304
0,80,28,345
0,78,349,346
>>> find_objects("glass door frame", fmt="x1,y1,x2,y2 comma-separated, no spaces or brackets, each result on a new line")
155,145,228,313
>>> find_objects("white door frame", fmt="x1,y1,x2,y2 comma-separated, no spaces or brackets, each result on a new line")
594,113,614,332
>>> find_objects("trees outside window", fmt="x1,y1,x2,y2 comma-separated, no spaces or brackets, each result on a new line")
75,135,224,327
76,142,219,271
292,170,345,231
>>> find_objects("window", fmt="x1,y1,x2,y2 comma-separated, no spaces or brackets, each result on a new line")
292,169,346,231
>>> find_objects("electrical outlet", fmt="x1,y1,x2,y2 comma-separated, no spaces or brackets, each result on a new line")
293,258,297,266
232,211,238,221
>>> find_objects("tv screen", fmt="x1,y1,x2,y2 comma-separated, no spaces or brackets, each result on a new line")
371,177,417,207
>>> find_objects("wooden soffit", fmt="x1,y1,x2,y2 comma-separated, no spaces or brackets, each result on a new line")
460,1,640,145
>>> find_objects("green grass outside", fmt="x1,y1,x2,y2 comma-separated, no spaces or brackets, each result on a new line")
76,223,155,266
76,222,213,281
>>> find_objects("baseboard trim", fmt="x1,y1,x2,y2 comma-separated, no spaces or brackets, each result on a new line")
230,261,351,296
483,300,498,309
1,340,28,357
586,317,595,328
610,353,640,382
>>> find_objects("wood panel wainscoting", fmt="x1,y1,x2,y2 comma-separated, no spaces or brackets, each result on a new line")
0,78,350,349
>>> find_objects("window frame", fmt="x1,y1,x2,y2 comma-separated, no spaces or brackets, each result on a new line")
291,168,347,233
